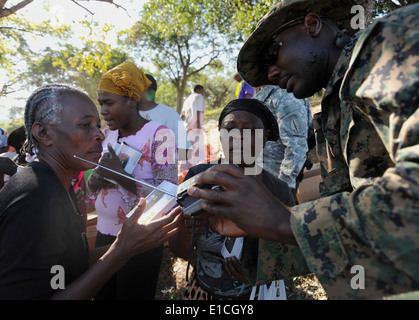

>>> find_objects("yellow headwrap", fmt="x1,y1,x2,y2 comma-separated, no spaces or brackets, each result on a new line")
98,61,151,101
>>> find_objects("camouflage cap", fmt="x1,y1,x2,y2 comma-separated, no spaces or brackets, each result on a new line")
237,0,358,87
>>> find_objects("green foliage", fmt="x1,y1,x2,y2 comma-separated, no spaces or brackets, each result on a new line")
123,0,242,112
374,0,419,17
0,1,134,101
0,12,71,95
230,0,278,38
2,0,418,123
23,41,130,102
204,105,224,122
0,118,24,134
191,71,237,110
153,76,179,108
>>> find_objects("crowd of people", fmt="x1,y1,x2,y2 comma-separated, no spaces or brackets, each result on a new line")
0,0,418,300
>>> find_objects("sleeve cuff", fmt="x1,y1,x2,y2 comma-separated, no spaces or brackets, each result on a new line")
242,238,310,286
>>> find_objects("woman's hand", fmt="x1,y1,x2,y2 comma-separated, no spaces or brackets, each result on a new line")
111,199,182,262
97,143,125,181
74,187,85,207
87,168,117,192
51,199,181,300
93,143,137,194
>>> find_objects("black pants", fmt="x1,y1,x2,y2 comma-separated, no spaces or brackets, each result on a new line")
94,232,163,300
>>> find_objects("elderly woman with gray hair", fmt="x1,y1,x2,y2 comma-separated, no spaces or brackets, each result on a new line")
0,83,181,300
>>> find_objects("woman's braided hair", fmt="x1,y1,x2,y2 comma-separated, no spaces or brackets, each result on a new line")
23,83,90,155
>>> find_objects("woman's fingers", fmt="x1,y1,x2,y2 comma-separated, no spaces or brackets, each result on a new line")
125,198,147,223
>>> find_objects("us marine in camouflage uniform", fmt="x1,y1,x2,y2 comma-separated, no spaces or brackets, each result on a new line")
254,85,313,192
187,0,419,299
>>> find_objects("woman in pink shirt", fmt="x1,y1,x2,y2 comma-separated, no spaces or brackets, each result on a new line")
88,62,177,299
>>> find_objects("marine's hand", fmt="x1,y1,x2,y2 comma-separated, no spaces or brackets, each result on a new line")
207,213,248,238
187,164,296,244
223,256,249,284
181,211,206,236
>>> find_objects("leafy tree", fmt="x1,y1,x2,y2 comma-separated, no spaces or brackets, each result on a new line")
230,0,419,38
189,70,237,110
0,13,72,95
123,0,239,113
152,76,179,110
0,117,24,134
2,0,418,122
228,0,277,38
23,40,130,100
0,0,130,96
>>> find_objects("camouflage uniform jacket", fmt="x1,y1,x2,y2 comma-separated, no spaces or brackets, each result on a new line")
245,4,419,299
254,85,313,189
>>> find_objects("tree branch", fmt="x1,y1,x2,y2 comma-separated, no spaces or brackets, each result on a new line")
187,53,220,78
75,0,130,16
0,26,28,32
70,0,94,15
0,0,34,19
177,41,186,68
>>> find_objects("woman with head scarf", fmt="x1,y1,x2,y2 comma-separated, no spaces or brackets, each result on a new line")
169,99,295,299
0,83,180,299
87,62,178,300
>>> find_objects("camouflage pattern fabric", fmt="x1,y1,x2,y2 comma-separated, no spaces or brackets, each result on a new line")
254,85,313,189
237,0,358,88
250,4,419,299
314,33,394,197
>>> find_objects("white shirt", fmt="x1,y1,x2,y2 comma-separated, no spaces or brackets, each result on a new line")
181,93,206,131
140,103,191,150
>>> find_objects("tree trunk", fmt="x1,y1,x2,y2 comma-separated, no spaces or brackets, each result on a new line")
356,0,376,27
176,69,189,114
176,88,185,114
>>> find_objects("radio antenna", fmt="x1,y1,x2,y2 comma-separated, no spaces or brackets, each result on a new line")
73,155,176,197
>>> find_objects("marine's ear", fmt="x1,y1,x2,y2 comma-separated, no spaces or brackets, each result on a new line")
303,13,322,37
